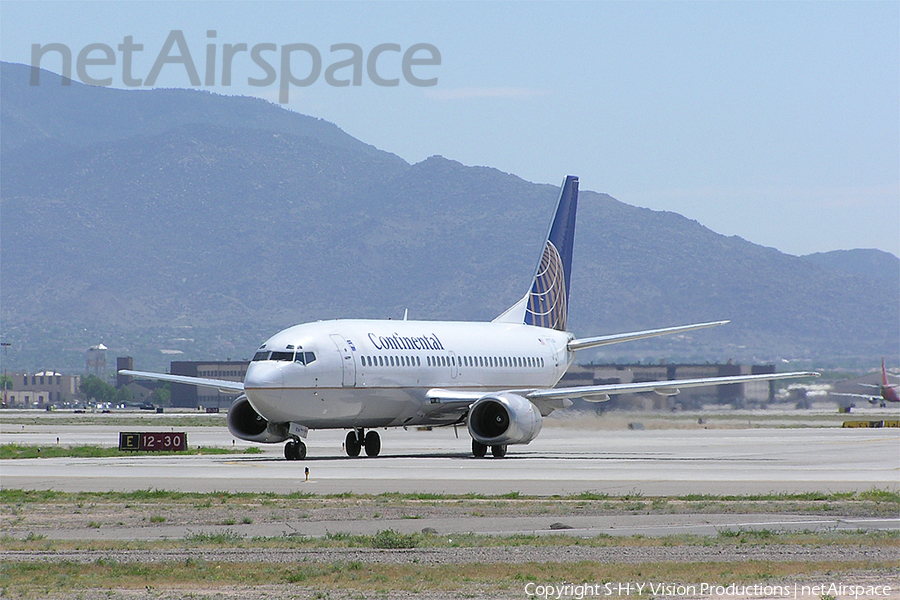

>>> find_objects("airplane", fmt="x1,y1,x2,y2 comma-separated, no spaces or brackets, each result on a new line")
122,176,818,460
831,358,899,408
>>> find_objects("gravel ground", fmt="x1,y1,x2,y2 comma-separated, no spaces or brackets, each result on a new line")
3,495,898,599
3,543,898,564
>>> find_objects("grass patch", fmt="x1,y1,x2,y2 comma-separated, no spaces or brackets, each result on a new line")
183,529,246,544
2,487,894,504
2,529,896,552
371,529,419,549
0,560,895,596
0,443,262,459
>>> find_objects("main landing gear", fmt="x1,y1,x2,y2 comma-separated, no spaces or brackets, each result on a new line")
284,439,307,460
472,439,507,458
345,428,381,457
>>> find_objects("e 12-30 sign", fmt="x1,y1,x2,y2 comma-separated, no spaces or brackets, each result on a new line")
119,432,187,452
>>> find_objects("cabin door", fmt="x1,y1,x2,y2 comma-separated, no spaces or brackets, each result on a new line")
329,334,357,388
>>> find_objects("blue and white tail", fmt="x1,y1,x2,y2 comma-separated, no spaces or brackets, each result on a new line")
494,175,578,332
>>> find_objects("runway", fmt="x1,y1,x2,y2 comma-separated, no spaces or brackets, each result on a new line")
2,419,898,496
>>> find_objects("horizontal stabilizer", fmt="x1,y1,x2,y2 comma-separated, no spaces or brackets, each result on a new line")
119,370,245,394
568,320,729,352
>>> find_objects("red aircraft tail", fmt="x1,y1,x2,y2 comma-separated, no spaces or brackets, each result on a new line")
882,358,900,403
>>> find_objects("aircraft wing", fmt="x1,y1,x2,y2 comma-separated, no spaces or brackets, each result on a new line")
830,392,897,404
526,371,819,403
567,320,729,352
424,388,572,420
119,370,244,394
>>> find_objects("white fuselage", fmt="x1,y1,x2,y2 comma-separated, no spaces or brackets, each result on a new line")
243,319,574,429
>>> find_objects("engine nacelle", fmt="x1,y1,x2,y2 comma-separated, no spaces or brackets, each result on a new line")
226,395,289,443
467,393,542,446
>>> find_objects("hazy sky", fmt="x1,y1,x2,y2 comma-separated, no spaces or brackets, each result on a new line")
3,1,897,257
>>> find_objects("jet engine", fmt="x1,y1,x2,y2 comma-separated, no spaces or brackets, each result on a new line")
226,395,289,443
467,393,542,446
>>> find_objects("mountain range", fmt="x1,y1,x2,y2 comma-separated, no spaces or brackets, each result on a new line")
1,61,897,373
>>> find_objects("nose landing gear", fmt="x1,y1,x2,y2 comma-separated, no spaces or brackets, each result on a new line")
284,439,307,460
345,429,381,457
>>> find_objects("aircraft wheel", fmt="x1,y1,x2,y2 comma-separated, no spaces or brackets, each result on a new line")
284,440,306,461
491,444,507,458
364,431,381,457
472,440,487,458
345,430,361,457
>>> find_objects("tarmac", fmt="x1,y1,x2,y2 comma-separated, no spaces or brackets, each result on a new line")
2,417,898,497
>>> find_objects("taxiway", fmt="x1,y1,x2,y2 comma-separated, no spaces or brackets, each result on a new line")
2,420,897,497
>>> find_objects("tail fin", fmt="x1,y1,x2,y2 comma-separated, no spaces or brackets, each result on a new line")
495,175,578,331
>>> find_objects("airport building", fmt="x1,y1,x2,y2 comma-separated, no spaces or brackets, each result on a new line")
85,344,107,376
169,360,248,409
560,362,778,410
3,372,82,408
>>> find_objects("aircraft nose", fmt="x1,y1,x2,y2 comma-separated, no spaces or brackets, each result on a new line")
244,363,284,407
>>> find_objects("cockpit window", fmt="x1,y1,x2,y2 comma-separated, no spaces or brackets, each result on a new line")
295,351,316,365
252,351,270,362
270,351,294,361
